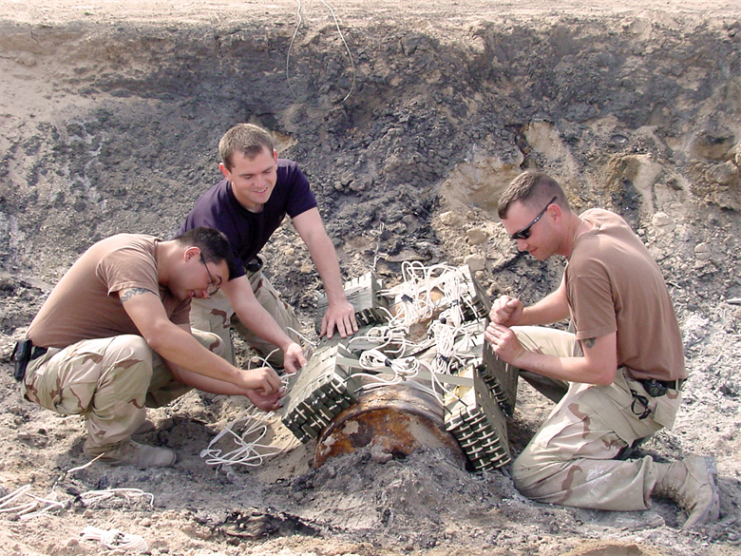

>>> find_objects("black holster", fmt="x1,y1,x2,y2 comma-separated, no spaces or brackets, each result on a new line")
11,339,32,382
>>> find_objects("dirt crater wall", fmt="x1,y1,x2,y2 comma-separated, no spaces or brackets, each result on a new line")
1,14,740,326
1,8,741,556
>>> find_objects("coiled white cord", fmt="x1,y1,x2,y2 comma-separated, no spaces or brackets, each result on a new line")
81,526,148,552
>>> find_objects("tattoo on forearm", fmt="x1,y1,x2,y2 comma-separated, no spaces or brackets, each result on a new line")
120,288,154,302
583,337,596,349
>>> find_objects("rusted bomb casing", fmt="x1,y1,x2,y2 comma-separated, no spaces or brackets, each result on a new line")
314,380,466,469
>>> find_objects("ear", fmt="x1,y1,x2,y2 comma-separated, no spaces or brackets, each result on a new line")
273,149,279,164
547,202,563,222
183,245,201,262
219,162,230,180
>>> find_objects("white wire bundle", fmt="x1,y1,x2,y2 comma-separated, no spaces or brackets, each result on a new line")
352,348,424,391
435,268,467,328
430,319,459,375
79,488,154,508
81,526,148,552
347,323,422,357
200,408,283,468
384,262,475,328
384,262,438,327
0,484,65,520
351,262,487,402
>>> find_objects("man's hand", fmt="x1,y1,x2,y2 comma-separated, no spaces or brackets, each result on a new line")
283,342,307,375
321,300,358,339
245,385,284,412
489,295,524,326
485,322,526,365
241,365,282,394
242,366,284,412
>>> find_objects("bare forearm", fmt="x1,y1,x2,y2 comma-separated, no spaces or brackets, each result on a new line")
520,290,570,325
308,233,346,304
488,325,618,386
172,367,251,396
515,350,611,385
150,327,244,385
235,301,295,351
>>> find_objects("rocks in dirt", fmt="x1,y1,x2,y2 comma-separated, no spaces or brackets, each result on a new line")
463,254,486,272
690,128,737,161
705,161,740,186
439,211,464,227
465,227,487,245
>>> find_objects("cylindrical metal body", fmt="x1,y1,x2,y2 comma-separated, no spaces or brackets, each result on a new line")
314,380,466,468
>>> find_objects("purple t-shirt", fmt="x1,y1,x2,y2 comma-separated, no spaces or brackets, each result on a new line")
178,159,317,279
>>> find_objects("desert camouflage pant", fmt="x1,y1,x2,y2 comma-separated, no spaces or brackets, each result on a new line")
510,326,683,511
21,330,224,451
190,268,301,368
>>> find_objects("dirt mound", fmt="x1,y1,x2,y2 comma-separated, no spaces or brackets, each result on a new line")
1,2,741,555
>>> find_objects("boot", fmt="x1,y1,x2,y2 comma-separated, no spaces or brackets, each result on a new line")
133,419,156,435
84,439,177,469
653,455,720,530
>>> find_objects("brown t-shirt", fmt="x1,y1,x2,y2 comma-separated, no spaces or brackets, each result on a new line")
28,234,190,348
566,209,685,381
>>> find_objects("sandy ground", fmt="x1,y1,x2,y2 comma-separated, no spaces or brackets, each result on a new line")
1,1,741,556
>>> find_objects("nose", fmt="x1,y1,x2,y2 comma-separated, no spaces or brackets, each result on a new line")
193,288,210,300
516,238,529,252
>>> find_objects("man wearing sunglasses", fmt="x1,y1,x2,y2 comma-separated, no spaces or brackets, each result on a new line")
484,171,719,529
15,227,283,469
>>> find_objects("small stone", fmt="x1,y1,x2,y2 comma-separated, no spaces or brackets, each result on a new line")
402,214,419,232
439,211,463,226
705,161,739,185
466,228,488,245
464,254,486,272
694,242,713,261
652,211,673,228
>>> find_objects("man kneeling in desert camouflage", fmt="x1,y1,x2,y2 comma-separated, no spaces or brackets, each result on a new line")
14,227,283,468
485,171,720,529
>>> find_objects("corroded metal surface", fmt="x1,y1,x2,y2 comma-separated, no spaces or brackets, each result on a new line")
314,382,466,468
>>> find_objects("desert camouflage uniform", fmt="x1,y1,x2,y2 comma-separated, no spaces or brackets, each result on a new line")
21,329,224,452
510,326,683,511
190,268,301,367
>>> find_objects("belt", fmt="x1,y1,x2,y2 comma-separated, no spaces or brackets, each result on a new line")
647,378,686,390
637,377,686,397
31,346,48,360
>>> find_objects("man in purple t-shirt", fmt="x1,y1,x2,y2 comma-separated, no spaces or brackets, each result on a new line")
178,123,357,371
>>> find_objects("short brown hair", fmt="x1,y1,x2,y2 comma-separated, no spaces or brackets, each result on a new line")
174,227,236,280
498,171,569,219
218,123,275,170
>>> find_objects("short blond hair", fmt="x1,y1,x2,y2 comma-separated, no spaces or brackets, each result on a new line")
498,171,570,219
218,123,275,170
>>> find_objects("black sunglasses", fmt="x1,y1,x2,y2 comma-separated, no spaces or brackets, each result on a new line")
510,196,558,240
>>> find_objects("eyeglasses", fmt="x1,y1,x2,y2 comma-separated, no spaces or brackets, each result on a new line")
200,254,221,296
510,196,558,240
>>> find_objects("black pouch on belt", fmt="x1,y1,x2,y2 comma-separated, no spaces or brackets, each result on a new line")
11,339,32,382
244,255,264,274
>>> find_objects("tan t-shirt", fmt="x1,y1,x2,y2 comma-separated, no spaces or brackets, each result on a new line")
28,234,190,348
566,209,685,381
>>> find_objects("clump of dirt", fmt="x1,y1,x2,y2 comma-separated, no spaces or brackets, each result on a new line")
1,2,741,555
